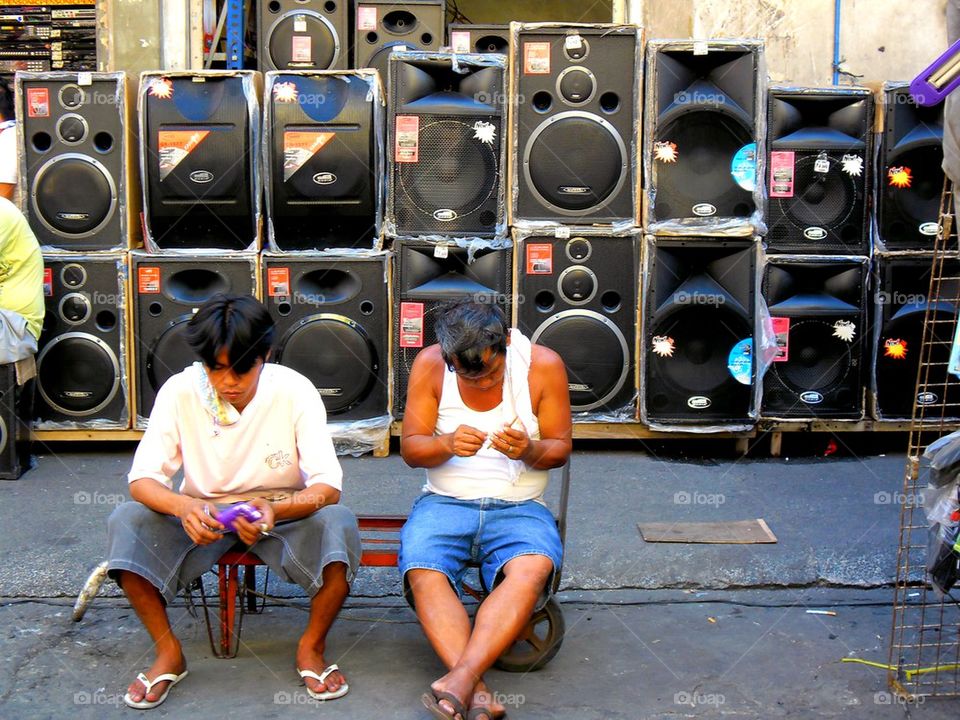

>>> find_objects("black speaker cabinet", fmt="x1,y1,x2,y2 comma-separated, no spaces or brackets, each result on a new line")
393,239,512,417
16,72,137,250
646,41,762,227
131,252,259,427
643,238,758,425
761,258,868,419
140,71,261,252
262,253,389,421
354,0,444,82
264,70,384,251
448,24,509,55
512,24,640,224
388,52,506,237
257,0,348,72
35,253,129,428
873,255,960,420
516,232,638,415
0,364,31,480
766,87,873,254
877,84,945,250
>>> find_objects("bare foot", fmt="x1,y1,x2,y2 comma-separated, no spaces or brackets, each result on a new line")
296,640,346,696
470,682,507,719
430,668,476,719
125,643,186,705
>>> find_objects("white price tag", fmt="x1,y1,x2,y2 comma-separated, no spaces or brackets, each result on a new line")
433,244,449,259
814,152,830,174
294,16,307,33
693,41,709,56
565,34,583,51
77,72,92,86
554,226,571,239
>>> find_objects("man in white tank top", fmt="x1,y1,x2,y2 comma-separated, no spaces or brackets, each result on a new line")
400,300,572,720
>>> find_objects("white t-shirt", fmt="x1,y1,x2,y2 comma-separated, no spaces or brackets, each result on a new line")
0,121,18,208
128,363,343,501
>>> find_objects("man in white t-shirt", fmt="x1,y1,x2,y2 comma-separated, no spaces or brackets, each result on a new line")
105,294,360,710
0,78,17,206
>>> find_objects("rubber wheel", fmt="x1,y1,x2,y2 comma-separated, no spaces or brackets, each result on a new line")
494,597,565,672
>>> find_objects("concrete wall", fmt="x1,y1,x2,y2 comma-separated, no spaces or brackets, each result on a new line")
630,0,948,87
453,0,614,24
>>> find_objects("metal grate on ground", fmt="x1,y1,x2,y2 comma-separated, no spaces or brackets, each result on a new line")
888,180,960,699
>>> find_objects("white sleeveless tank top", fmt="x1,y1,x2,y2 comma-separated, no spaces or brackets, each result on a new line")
425,330,549,501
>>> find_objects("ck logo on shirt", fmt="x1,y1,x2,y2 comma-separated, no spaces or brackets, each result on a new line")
265,450,293,470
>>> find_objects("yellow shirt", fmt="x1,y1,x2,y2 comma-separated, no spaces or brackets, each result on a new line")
0,197,44,339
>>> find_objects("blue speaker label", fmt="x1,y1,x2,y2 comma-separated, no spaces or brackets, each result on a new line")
731,142,757,192
727,338,753,386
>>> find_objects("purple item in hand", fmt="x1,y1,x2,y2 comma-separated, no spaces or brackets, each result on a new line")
217,502,264,532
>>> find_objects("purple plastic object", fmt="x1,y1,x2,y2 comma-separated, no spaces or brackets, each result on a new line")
217,502,264,532
911,37,960,106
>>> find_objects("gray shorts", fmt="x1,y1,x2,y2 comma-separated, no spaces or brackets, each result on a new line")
106,501,361,604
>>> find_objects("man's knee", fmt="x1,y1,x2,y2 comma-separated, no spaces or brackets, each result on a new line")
312,503,358,533
108,501,162,534
503,554,554,586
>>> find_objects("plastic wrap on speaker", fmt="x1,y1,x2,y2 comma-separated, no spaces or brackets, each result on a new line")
643,40,768,238
33,252,130,430
329,415,392,456
384,50,508,240
14,71,139,251
639,235,769,433
757,253,870,421
512,224,640,423
138,70,263,254
262,69,385,253
508,22,644,229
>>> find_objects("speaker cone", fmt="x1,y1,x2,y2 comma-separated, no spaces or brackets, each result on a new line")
767,320,851,394
267,11,339,69
277,314,377,414
774,155,856,231
146,317,195,392
532,310,629,412
887,144,945,234
37,333,121,415
32,154,117,237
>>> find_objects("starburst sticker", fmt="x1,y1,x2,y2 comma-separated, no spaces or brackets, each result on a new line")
841,154,863,177
273,81,299,103
652,335,675,358
888,166,913,189
654,141,678,163
884,338,908,359
473,121,496,145
833,320,856,342
148,78,173,99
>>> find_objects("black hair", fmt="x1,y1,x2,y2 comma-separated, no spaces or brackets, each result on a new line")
434,299,507,376
185,294,274,374
0,77,12,121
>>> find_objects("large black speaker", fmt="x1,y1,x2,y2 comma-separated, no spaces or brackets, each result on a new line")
646,41,762,227
264,70,383,251
35,253,129,428
262,253,389,421
448,24,509,55
643,238,757,425
353,0,444,81
761,258,868,419
512,24,640,224
257,0,348,72
131,252,258,427
140,71,260,252
873,255,960,420
393,239,512,417
516,232,637,416
766,87,873,254
0,364,31,480
877,84,945,250
16,72,136,250
387,52,505,237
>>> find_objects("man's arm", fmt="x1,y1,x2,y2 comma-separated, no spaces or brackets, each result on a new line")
492,346,572,470
0,184,13,201
401,345,487,467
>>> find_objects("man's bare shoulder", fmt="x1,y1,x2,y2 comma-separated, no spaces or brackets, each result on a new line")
412,343,445,370
530,343,566,372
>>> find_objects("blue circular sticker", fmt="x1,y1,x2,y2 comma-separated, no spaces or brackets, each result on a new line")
727,338,754,386
731,143,757,192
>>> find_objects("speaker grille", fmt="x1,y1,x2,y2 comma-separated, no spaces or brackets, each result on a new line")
37,334,120,416
33,155,116,236
266,12,339,70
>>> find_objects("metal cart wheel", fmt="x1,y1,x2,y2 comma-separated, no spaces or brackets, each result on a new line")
494,596,565,673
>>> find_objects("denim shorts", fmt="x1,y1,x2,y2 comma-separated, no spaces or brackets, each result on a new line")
398,493,563,610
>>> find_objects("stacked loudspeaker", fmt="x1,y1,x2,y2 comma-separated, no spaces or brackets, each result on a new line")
512,24,642,421
15,72,137,444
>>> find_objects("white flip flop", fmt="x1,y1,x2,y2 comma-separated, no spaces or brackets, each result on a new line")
299,664,350,701
123,669,189,710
